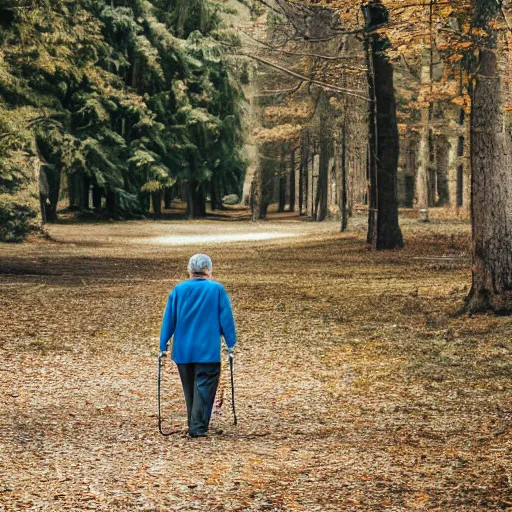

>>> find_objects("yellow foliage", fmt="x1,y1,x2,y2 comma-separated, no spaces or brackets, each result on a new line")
254,124,303,143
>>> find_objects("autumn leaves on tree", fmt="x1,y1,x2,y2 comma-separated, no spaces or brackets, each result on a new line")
244,0,512,312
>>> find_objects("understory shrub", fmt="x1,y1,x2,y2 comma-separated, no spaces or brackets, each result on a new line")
0,200,37,242
222,194,239,205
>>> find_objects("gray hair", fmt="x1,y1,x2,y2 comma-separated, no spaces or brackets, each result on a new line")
188,253,213,274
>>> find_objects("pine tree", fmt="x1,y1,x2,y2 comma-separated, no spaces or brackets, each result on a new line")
0,0,248,225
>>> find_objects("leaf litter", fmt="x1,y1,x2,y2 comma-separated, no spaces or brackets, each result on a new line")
0,218,511,511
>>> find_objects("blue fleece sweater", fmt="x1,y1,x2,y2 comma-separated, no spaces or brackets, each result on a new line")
159,278,236,363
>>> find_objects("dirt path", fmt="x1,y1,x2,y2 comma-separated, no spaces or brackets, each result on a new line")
1,219,511,511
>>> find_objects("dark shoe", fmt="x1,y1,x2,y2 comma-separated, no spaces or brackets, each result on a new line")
188,431,207,438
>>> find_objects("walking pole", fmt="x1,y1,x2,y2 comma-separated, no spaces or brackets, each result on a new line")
157,352,175,436
228,350,238,426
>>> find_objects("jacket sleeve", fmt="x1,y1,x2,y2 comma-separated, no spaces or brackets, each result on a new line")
159,290,176,352
219,287,236,349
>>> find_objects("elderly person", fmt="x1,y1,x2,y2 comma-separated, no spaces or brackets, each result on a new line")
159,253,236,438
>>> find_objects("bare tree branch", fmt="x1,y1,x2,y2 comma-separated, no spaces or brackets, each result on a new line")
241,53,370,100
254,82,304,97
241,31,366,65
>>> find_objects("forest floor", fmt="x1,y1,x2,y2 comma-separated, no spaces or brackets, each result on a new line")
1,215,511,511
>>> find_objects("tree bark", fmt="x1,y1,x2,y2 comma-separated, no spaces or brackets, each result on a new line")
164,187,172,209
298,139,304,215
106,189,116,214
186,181,206,219
465,48,512,313
152,190,162,217
289,149,296,212
414,110,430,209
315,113,330,222
45,165,61,222
68,173,83,211
278,157,286,213
210,180,219,211
447,133,458,212
435,135,450,206
250,172,261,221
363,0,403,250
68,173,90,210
340,121,348,232
257,143,277,220
302,131,310,216
315,151,329,221
462,113,472,217
37,162,48,225
82,176,91,210
92,186,103,210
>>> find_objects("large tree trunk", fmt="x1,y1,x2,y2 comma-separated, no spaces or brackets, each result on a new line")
164,187,172,209
92,186,103,210
315,113,330,222
68,173,83,210
250,170,261,221
435,135,450,206
258,143,278,220
465,48,512,313
340,120,348,232
251,153,273,221
462,112,472,217
414,108,430,209
186,181,206,219
363,0,403,250
68,173,90,210
106,189,116,214
210,180,219,211
366,140,376,244
45,165,61,222
37,160,48,225
82,176,91,210
414,51,432,210
300,131,310,216
152,190,162,217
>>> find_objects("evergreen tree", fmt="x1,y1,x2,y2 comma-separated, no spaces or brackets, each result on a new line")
0,0,247,226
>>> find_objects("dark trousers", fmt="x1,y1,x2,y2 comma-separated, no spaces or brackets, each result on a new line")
176,363,221,435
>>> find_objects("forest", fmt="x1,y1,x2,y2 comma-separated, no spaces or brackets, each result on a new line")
1,0,512,510
2,0,512,312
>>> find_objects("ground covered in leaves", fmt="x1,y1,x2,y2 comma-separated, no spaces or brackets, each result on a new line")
1,216,511,511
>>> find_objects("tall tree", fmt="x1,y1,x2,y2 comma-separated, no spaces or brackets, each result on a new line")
363,0,403,250
464,0,512,313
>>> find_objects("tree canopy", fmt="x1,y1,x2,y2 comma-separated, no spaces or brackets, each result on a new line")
0,0,248,223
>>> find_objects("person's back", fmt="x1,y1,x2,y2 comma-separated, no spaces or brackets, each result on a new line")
159,253,236,438
163,278,236,364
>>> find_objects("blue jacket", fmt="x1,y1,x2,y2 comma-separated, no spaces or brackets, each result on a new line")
159,278,236,364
